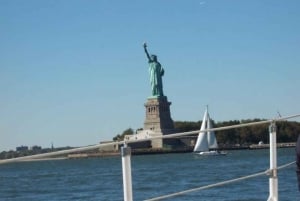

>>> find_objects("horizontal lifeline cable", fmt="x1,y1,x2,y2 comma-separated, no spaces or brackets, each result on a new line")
144,161,296,201
0,114,300,165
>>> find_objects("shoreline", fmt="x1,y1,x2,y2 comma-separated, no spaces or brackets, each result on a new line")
2,143,296,161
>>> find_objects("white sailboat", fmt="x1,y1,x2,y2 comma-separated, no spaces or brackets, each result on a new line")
193,107,226,156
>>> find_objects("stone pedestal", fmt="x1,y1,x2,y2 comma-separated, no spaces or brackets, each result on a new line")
144,96,175,148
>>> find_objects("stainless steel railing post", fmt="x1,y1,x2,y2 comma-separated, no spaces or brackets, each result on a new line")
267,122,278,201
121,143,133,201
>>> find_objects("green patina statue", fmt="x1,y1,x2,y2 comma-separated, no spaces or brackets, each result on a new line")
143,43,164,97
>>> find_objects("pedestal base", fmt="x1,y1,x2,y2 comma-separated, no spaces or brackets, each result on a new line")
144,96,175,134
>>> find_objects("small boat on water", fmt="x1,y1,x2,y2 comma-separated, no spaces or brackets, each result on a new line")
193,106,227,156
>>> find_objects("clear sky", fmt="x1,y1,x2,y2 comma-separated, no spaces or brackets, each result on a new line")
1,0,300,151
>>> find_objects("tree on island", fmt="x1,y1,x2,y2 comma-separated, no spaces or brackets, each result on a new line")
113,128,134,141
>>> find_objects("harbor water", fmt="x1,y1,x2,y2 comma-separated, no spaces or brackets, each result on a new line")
0,148,298,201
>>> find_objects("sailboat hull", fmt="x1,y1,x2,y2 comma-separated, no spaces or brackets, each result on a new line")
198,150,227,156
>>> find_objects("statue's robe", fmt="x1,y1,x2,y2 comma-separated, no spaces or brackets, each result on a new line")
148,60,164,97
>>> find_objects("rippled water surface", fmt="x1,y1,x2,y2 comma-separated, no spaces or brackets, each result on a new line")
0,148,298,200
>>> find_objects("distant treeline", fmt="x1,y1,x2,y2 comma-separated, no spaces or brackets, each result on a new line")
174,119,300,145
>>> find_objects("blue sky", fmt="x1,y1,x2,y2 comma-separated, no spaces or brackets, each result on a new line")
1,0,300,151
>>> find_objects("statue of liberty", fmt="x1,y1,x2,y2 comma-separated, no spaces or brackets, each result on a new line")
143,42,164,97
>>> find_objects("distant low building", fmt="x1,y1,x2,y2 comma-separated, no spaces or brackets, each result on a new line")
124,130,154,149
125,129,197,150
16,145,28,152
31,145,42,151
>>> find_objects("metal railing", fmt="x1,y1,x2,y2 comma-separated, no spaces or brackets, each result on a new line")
144,161,296,201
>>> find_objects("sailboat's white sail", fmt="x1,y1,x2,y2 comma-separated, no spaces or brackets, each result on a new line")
194,107,226,155
193,108,209,152
207,113,218,149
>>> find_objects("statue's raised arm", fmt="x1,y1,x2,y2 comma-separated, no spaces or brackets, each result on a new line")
143,42,151,61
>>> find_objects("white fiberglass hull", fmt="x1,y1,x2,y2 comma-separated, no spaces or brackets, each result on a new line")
198,150,227,156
